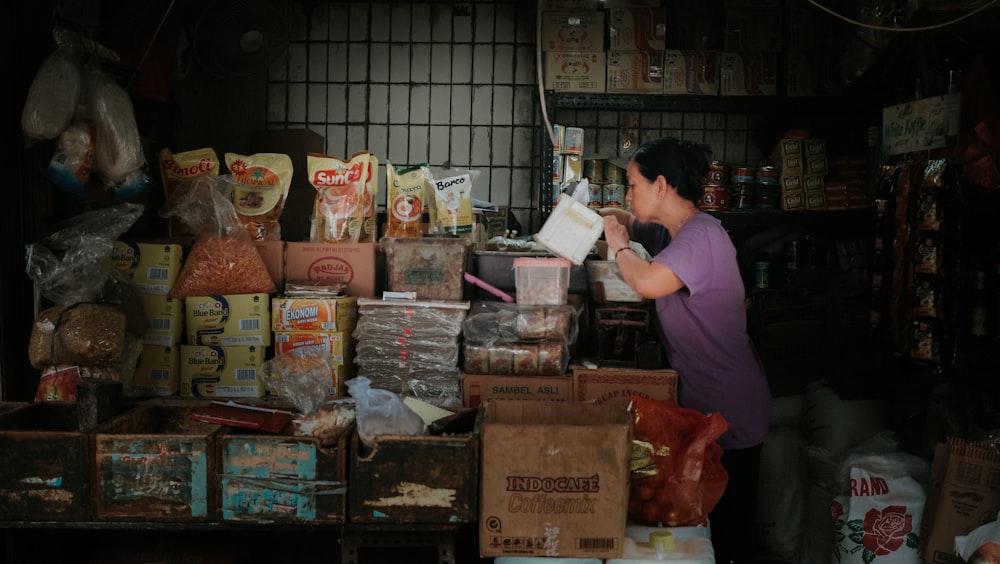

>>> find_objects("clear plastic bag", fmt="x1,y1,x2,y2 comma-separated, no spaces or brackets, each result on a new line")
346,376,427,450
21,43,82,143
160,175,276,297
259,349,332,416
462,300,579,344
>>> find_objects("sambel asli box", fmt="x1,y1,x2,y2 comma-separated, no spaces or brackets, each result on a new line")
284,241,377,298
461,373,574,407
479,399,631,559
572,367,678,406
185,293,271,346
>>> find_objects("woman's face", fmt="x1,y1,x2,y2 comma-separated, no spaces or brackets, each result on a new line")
626,160,659,222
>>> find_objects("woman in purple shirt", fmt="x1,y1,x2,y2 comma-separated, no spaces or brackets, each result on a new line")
602,137,772,564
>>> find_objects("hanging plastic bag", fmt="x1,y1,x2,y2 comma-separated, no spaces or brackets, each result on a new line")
628,396,729,527
21,43,83,143
346,376,426,450
45,120,96,202
83,62,150,199
161,175,277,297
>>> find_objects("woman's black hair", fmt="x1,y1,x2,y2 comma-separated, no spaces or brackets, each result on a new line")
629,137,712,205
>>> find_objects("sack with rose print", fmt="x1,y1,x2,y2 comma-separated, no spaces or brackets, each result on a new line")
831,451,930,564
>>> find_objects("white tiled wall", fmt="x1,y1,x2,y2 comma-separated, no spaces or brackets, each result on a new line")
265,0,765,233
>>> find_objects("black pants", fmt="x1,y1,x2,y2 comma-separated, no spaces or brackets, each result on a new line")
710,444,763,564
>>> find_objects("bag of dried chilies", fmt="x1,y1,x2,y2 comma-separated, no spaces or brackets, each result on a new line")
161,175,276,298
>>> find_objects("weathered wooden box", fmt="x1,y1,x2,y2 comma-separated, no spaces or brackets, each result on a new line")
91,402,224,522
348,430,479,524
0,402,91,521
218,423,353,525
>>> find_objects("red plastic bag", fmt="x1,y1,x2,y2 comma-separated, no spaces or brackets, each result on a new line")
629,395,729,527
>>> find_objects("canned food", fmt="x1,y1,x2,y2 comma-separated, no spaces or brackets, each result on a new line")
587,183,604,209
706,161,727,185
603,183,624,208
584,159,605,183
605,165,624,184
755,185,779,209
754,261,770,289
698,184,730,211
756,167,778,185
732,167,756,184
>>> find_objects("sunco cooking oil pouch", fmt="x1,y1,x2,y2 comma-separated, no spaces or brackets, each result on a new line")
224,152,293,241
386,161,431,238
309,151,369,243
427,167,478,237
360,154,379,243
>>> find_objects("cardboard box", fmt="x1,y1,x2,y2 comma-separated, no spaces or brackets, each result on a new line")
139,293,185,346
780,174,803,192
112,241,183,295
541,11,605,52
253,240,285,290
185,293,272,346
274,330,353,361
803,173,825,192
271,296,358,333
724,5,783,52
180,345,267,398
719,52,777,96
662,50,719,95
544,52,606,93
606,51,664,94
130,343,180,396
607,7,666,51
805,190,827,210
284,241,377,298
781,189,806,211
461,374,574,407
479,400,631,559
572,367,678,406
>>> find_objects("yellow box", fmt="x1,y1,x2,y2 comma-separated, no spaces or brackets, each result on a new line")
271,296,358,333
112,241,183,295
179,345,266,398
185,293,272,346
129,344,179,396
274,331,354,363
139,293,185,346
781,189,806,211
805,190,827,210
803,173,825,192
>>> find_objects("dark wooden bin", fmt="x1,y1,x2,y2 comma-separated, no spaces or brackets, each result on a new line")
90,402,224,522
348,430,479,524
0,402,91,521
218,422,353,525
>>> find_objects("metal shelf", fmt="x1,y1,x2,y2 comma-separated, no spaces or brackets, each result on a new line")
545,91,851,115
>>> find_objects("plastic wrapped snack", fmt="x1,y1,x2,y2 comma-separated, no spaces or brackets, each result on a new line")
462,301,579,344
259,350,332,416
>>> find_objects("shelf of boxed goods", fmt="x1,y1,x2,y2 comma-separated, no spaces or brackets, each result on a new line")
545,91,854,116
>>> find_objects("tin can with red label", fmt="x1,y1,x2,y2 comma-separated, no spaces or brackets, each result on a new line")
732,167,756,184
603,184,624,208
756,166,778,185
587,183,604,209
705,161,728,185
730,181,755,209
698,184,730,211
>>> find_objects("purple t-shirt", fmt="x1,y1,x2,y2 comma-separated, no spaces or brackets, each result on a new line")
635,214,772,449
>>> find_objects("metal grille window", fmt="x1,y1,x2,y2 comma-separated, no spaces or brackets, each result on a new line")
264,0,767,233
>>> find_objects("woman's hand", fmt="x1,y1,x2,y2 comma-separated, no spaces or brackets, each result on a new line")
603,215,630,257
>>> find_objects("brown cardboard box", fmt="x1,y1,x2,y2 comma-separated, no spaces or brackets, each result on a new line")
662,50,719,95
461,373,574,407
719,52,777,96
284,241,377,298
541,11,605,52
479,399,631,559
253,240,285,290
572,366,678,406
544,52,607,93
607,7,666,51
606,51,664,94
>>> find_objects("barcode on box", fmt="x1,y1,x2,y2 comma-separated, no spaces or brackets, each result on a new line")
151,317,171,331
150,369,170,382
147,267,169,281
235,369,256,382
240,319,261,332
577,537,616,550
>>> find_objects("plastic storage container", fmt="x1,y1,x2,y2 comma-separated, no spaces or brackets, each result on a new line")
475,250,590,294
513,257,571,305
534,192,605,265
606,523,715,564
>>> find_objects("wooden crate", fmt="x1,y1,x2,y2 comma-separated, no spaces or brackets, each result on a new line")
0,402,91,521
218,423,353,525
348,430,479,524
91,402,224,522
